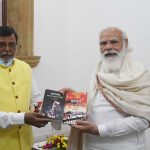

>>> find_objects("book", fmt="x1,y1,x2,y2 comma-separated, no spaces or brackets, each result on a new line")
63,92,87,125
41,89,87,125
40,89,65,123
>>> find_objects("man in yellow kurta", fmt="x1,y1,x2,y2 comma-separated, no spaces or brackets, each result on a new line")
0,26,49,150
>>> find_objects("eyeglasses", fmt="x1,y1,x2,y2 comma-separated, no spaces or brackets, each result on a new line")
99,39,121,47
0,42,16,49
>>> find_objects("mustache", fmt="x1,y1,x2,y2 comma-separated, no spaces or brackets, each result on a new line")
102,49,119,57
0,51,12,57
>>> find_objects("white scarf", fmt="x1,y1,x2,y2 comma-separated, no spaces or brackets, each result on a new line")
89,54,150,121
67,54,150,150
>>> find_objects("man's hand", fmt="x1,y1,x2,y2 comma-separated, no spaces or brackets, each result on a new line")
24,112,50,128
72,120,99,135
59,88,76,94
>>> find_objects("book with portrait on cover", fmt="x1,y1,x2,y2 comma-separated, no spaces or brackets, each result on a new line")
40,89,65,123
41,89,88,125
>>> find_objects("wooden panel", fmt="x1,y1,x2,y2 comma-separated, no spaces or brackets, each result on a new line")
6,0,40,68
7,0,34,56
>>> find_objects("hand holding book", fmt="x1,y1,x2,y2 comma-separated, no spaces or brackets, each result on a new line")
63,91,87,125
40,89,87,125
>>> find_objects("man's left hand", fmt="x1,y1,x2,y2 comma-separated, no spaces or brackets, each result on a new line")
71,120,99,135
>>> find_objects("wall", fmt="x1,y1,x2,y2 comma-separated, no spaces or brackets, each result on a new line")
33,0,69,142
33,0,150,148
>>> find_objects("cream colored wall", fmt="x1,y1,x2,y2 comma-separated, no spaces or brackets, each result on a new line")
33,0,69,142
33,1,150,149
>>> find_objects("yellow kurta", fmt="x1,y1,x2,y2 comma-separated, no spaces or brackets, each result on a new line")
0,58,33,150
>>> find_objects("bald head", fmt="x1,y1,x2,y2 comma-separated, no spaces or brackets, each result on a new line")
100,27,127,40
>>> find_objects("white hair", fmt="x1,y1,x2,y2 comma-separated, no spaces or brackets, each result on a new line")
100,40,127,73
99,27,134,73
99,27,128,41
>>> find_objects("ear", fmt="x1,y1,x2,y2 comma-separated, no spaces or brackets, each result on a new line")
125,39,128,48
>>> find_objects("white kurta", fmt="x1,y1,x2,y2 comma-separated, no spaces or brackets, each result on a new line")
85,92,149,150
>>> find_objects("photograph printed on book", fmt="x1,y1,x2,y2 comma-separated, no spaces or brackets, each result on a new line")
63,92,87,125
40,89,65,122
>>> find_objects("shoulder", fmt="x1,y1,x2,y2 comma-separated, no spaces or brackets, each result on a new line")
14,58,31,70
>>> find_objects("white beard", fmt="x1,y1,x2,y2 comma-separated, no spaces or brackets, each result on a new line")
100,45,127,73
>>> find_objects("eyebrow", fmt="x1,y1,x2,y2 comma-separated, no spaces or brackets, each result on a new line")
100,37,119,42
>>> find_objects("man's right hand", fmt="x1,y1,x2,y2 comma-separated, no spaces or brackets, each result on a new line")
59,87,76,94
24,112,49,128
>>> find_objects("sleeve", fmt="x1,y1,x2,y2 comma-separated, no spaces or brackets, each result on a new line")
98,116,149,137
0,112,25,128
30,74,43,111
0,74,42,128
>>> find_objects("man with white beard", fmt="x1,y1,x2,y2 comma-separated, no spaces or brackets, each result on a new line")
100,29,127,73
61,27,150,150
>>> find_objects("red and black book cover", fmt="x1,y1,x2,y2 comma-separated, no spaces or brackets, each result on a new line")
63,92,87,124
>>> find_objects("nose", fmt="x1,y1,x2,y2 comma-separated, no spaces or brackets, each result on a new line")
105,41,113,49
100,41,113,53
5,44,10,51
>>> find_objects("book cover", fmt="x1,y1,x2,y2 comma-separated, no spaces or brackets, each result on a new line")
63,92,87,124
40,89,65,122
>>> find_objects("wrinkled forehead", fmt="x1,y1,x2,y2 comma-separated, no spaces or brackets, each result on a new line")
0,34,16,42
100,29,122,41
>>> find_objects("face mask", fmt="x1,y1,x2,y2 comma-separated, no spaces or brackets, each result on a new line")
0,57,14,67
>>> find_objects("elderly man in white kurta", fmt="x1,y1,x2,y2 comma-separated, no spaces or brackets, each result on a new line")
62,27,150,150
